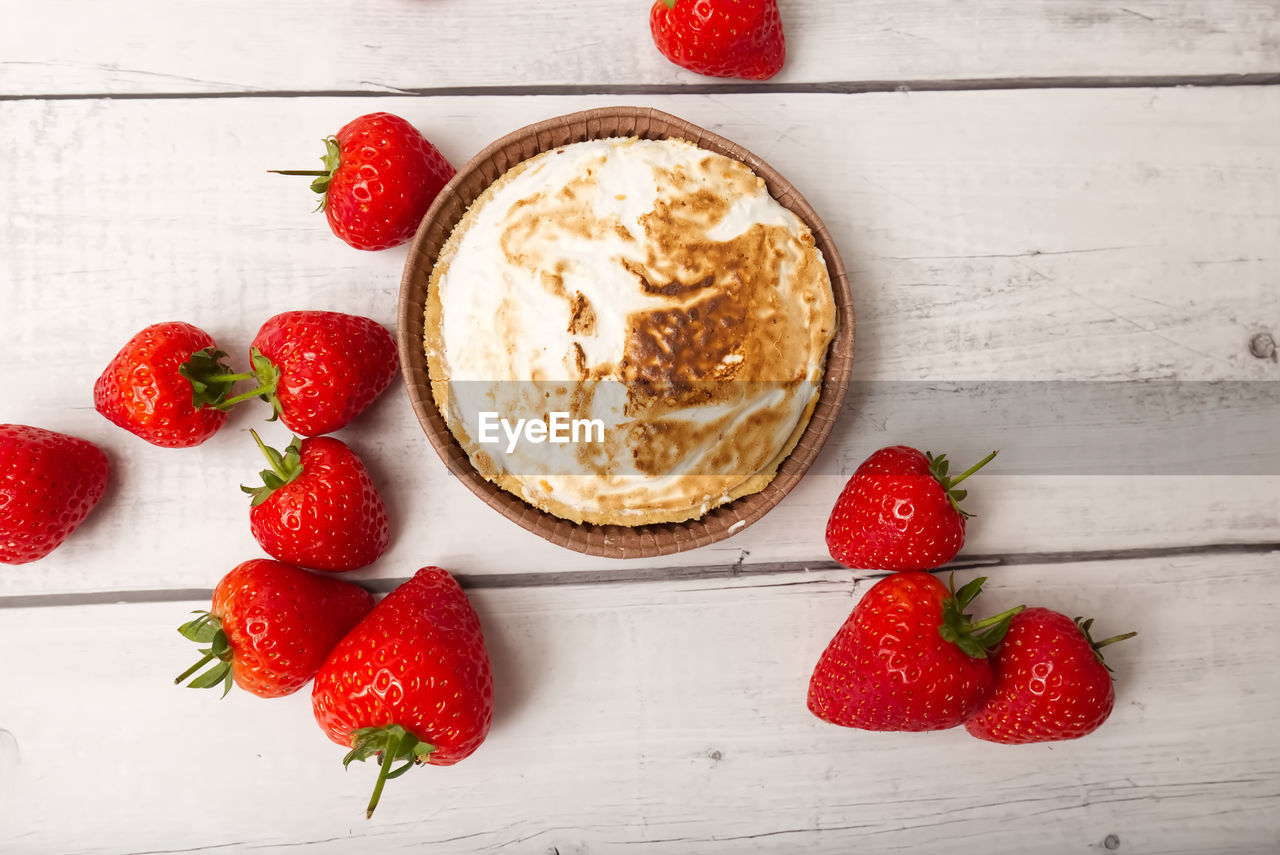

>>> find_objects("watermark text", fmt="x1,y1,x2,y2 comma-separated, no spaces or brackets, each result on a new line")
478,411,605,453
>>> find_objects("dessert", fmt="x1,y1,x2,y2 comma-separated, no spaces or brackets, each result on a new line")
424,136,836,525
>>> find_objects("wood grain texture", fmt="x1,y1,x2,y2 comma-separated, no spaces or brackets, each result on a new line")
2,88,1277,597
1,1,1278,96
0,556,1276,853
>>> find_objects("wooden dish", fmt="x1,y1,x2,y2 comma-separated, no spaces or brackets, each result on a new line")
397,106,854,559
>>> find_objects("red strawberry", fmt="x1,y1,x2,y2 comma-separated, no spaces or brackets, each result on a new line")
175,558,373,698
826,446,997,572
273,112,455,250
808,572,1023,732
243,430,390,573
965,608,1137,744
94,321,242,448
313,566,493,817
650,0,785,81
0,424,110,564
225,310,398,437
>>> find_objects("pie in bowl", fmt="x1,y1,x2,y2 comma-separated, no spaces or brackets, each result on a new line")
424,135,837,526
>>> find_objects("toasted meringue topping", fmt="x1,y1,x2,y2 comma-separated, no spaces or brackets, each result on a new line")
425,137,836,525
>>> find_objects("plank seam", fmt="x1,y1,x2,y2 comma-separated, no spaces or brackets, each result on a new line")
2,541,1276,609
3,72,1279,102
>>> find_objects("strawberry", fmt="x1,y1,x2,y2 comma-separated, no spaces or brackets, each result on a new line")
312,566,493,818
243,430,390,573
965,608,1137,744
650,0,786,81
0,424,110,564
826,446,997,572
175,558,373,698
214,310,398,437
807,572,1023,732
273,112,456,250
94,321,243,448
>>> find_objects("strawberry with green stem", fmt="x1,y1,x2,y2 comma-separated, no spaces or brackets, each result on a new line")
826,446,998,571
95,322,245,448
312,567,493,818
194,310,398,437
808,571,1024,732
243,429,389,573
272,112,456,251
176,558,373,698
965,608,1138,744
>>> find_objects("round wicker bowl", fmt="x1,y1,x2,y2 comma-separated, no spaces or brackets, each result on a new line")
397,106,854,559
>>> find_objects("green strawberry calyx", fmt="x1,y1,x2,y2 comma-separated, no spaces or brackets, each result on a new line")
926,449,998,519
268,137,342,211
194,347,283,417
173,610,234,697
661,0,676,8
178,348,253,410
937,574,1025,659
1075,616,1138,673
343,724,436,819
241,429,303,507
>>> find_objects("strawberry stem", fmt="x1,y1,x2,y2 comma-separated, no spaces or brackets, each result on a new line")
967,604,1026,633
217,387,271,408
366,728,402,819
927,450,999,518
1093,631,1139,649
252,429,289,480
210,349,282,412
241,431,303,507
174,610,235,697
947,450,998,488
1075,617,1138,670
342,724,435,819
271,137,342,205
173,651,217,685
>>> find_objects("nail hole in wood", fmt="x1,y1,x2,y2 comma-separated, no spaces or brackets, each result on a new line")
1249,332,1277,362
1104,833,1121,850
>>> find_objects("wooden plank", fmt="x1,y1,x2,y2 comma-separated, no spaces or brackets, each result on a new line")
1,1,1278,96
0,555,1276,853
2,89,1277,597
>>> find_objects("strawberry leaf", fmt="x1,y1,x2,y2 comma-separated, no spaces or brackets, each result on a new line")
241,430,303,507
972,614,1016,649
188,661,232,691
179,349,252,409
952,575,986,611
927,449,998,518
1074,616,1138,671
174,611,236,697
177,610,219,643
937,575,1025,660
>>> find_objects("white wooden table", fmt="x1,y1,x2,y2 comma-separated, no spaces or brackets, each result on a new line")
2,2,1278,852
